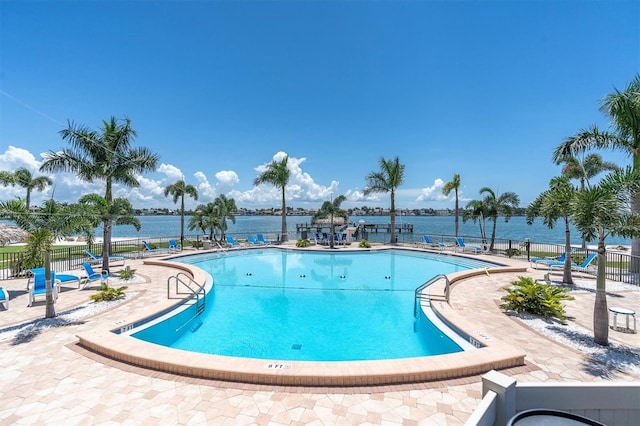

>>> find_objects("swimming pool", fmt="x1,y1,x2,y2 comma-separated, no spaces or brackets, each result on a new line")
131,249,498,361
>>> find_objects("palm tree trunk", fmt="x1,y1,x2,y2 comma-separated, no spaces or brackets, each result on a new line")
44,251,56,318
281,186,288,242
454,192,459,237
390,191,396,244
180,195,185,250
489,218,497,251
631,193,640,273
102,219,111,273
562,218,574,285
593,236,609,346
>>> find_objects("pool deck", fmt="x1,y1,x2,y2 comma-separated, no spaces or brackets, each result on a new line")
1,244,639,425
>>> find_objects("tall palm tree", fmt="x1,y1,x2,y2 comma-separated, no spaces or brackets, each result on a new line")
40,116,159,272
188,202,224,242
213,194,237,241
254,156,290,242
164,179,198,250
442,173,461,237
553,74,640,263
571,166,640,345
478,187,520,251
556,153,620,250
462,199,487,241
78,193,141,246
0,170,16,186
313,195,348,249
364,156,405,244
2,198,94,318
526,177,577,284
13,167,53,209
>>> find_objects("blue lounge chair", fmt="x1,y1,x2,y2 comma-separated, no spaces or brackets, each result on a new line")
0,287,9,310
226,235,242,246
530,252,567,269
247,235,263,245
28,267,81,289
81,262,110,289
455,237,482,254
84,249,126,266
28,269,59,306
257,233,270,244
422,235,446,250
142,240,169,256
168,239,181,252
548,253,597,273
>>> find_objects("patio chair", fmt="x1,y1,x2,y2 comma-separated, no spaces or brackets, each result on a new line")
28,269,59,306
81,262,110,289
422,235,446,250
84,249,126,266
548,253,597,273
455,237,481,254
0,287,9,310
168,239,181,252
257,233,270,244
247,235,263,245
142,240,170,256
530,252,567,269
225,235,242,246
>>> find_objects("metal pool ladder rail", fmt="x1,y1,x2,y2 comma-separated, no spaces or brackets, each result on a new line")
168,272,206,318
414,274,450,317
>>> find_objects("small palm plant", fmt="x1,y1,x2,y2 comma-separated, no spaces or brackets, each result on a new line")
501,276,574,323
90,282,128,302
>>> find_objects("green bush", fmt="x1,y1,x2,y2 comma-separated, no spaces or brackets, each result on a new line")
500,276,574,323
90,282,128,302
359,240,371,248
118,267,137,281
296,239,311,247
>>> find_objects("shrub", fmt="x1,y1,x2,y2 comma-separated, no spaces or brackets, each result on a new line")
359,240,371,248
296,239,311,248
90,282,128,302
500,276,574,323
118,266,137,281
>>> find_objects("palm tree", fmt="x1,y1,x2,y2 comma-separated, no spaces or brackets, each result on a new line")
164,179,198,250
364,156,405,244
571,166,640,345
40,116,159,272
79,193,141,246
553,74,640,263
2,198,94,318
0,168,52,209
442,173,461,237
526,177,577,284
556,153,620,249
213,194,237,241
312,195,348,249
188,202,224,242
253,156,290,242
478,187,520,251
13,167,53,209
462,199,487,241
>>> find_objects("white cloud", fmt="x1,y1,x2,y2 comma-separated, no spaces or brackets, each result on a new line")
157,163,183,181
194,171,216,202
214,170,239,194
344,189,380,203
416,178,449,202
0,145,42,171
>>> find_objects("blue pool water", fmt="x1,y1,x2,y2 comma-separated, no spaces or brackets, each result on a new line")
132,249,497,361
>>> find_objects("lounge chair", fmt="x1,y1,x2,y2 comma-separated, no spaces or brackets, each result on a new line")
422,235,446,250
247,235,263,245
84,249,126,266
257,233,270,244
0,287,9,310
28,269,59,306
81,262,110,289
168,239,181,252
530,252,567,269
548,252,597,273
27,267,80,289
142,240,170,256
225,235,242,247
455,237,482,254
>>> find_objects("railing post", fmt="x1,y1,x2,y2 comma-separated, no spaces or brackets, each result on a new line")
481,370,517,426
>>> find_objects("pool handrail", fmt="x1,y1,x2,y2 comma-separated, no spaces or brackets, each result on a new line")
414,273,450,317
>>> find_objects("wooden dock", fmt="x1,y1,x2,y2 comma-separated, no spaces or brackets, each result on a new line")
295,222,413,234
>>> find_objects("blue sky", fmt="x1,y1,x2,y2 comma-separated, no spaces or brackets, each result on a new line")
1,1,638,211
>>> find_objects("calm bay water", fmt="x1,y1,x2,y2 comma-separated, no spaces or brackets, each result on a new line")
108,215,631,246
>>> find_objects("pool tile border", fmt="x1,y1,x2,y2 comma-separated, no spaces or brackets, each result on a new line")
76,252,529,386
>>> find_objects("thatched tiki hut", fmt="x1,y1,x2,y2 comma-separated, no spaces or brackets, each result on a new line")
0,223,28,246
